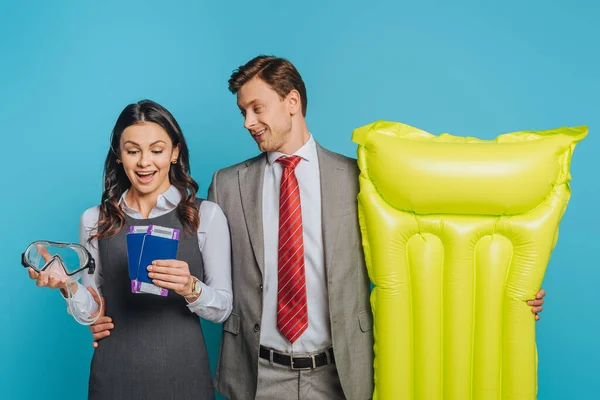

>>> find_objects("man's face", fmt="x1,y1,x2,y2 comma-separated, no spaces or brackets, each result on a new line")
237,76,292,153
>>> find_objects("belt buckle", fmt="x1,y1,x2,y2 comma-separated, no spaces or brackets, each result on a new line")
290,354,316,370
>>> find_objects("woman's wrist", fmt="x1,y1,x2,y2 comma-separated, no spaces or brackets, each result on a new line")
183,276,201,302
59,282,79,297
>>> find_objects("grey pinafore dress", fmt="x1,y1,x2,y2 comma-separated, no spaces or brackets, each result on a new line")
89,199,214,400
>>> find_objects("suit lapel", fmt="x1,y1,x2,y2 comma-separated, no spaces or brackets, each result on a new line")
239,154,266,275
239,145,346,277
317,144,344,276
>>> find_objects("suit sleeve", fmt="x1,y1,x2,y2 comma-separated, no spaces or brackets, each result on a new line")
208,170,219,204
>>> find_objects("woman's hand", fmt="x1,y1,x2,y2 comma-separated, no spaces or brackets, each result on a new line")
147,260,194,297
27,244,76,294
28,267,68,290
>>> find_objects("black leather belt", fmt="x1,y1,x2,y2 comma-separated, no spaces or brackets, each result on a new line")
259,345,335,370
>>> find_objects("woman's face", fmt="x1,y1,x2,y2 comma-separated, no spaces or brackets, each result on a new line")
119,122,179,197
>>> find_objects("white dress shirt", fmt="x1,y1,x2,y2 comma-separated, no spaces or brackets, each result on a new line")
68,185,233,323
260,134,331,354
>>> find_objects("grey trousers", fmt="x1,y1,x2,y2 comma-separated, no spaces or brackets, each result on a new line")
255,357,345,400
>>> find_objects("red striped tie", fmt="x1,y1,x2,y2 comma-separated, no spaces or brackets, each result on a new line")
276,155,308,343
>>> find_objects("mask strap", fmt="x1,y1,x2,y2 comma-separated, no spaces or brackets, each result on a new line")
64,272,103,326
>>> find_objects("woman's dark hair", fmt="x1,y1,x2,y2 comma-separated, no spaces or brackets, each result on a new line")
91,99,199,241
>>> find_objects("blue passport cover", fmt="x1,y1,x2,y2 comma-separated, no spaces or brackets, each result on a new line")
126,232,146,280
136,235,179,284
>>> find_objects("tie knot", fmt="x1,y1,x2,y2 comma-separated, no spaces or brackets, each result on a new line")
276,155,302,170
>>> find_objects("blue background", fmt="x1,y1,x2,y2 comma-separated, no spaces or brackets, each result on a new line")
1,1,598,398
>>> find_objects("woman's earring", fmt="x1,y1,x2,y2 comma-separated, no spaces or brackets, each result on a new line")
171,159,177,164
116,159,122,164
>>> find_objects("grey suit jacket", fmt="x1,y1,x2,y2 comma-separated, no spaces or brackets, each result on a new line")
209,143,374,400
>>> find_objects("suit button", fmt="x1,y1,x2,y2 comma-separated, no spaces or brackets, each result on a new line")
254,324,260,332
259,284,263,292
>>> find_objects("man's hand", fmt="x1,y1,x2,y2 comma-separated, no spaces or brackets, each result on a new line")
527,288,546,321
87,287,113,348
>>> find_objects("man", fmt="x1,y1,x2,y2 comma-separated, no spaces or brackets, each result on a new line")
90,55,545,399
208,56,374,399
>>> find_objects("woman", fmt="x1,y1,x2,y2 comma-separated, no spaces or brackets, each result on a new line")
28,100,231,399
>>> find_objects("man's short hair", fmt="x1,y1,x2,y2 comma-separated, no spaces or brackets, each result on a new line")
228,55,308,117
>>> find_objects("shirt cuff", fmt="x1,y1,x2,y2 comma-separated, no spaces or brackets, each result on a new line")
185,282,211,312
63,282,98,317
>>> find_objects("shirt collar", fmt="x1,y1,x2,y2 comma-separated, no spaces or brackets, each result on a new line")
118,185,181,213
267,133,317,165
